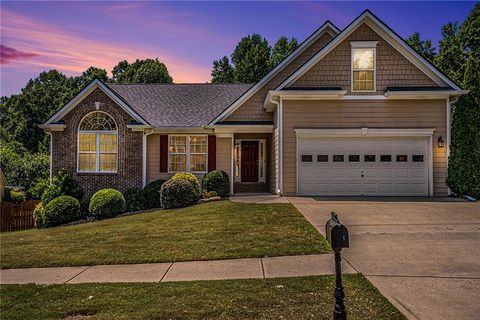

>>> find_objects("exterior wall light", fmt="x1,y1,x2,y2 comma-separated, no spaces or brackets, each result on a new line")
438,136,445,148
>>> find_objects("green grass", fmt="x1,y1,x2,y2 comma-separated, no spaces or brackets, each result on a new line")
0,201,329,269
0,275,405,320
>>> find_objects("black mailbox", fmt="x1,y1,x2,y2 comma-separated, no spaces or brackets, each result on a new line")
325,212,349,250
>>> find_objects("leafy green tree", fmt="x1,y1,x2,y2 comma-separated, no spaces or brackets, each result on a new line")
211,56,235,83
435,22,465,83
406,32,436,62
0,70,77,152
110,58,173,84
231,34,271,83
270,36,299,68
76,66,108,87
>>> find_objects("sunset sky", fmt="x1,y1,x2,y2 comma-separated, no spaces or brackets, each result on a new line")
0,1,475,97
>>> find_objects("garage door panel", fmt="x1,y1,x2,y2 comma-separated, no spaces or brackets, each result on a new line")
298,136,429,196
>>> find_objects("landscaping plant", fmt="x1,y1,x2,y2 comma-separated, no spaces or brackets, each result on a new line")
143,179,167,209
41,195,81,228
4,188,26,203
202,170,230,198
123,187,146,212
89,188,126,219
160,178,196,209
171,172,200,200
41,169,83,205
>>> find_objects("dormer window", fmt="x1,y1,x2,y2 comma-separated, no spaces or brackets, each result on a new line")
351,41,377,92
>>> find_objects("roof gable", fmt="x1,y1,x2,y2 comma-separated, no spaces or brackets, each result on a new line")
209,21,340,124
44,79,148,125
276,10,462,92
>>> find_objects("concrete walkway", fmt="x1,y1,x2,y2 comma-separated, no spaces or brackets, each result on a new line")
0,254,356,285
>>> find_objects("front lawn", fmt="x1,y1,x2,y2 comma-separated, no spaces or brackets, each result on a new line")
0,274,405,320
0,201,329,269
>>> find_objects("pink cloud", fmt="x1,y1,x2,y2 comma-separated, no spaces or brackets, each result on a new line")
0,9,211,83
0,45,38,64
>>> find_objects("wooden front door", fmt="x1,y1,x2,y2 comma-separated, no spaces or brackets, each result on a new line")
241,141,259,182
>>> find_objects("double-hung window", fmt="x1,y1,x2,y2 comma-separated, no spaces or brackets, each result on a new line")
351,41,377,92
78,111,118,173
168,135,207,173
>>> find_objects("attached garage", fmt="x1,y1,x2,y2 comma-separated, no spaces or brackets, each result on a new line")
295,129,434,196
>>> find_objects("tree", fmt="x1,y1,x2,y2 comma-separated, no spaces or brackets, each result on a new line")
211,56,235,83
77,66,108,87
0,70,77,152
231,34,271,83
110,58,173,84
270,36,299,68
406,32,436,62
435,22,465,83
443,3,480,198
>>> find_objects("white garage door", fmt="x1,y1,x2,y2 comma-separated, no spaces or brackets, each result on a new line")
297,137,429,196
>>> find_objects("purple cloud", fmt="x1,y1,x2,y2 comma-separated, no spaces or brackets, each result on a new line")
0,45,38,64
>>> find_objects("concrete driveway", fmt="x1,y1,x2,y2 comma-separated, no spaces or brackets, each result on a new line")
288,197,480,320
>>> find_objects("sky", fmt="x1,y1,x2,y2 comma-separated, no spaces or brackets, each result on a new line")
0,1,476,97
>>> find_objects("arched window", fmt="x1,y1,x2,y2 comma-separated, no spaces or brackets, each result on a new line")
78,111,118,173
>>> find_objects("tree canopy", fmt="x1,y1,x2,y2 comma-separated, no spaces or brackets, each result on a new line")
211,34,299,83
406,32,436,62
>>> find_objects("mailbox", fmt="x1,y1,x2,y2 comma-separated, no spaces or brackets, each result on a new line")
325,212,349,250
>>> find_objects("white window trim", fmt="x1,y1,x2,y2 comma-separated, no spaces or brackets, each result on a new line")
167,135,208,174
351,42,377,93
234,139,266,184
77,111,118,174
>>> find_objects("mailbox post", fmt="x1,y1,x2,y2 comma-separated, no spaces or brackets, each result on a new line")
325,212,349,320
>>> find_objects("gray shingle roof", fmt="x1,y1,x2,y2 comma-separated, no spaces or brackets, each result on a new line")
107,83,253,127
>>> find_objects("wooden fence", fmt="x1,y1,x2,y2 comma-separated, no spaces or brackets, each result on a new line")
0,200,39,232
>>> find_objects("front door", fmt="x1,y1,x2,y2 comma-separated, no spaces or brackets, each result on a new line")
241,141,259,182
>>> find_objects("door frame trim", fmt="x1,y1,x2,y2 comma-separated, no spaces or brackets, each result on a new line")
295,128,435,196
234,139,266,183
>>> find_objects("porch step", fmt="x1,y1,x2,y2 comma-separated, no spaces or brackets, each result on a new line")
234,183,269,193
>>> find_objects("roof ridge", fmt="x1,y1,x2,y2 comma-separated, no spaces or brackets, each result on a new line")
107,83,253,86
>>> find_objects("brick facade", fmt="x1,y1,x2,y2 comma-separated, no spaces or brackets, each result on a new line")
51,88,143,199
290,23,439,93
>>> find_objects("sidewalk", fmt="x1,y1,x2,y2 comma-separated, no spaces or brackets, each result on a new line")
0,254,356,285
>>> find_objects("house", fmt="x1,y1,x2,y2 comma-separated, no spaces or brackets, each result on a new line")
41,10,466,198
0,167,8,202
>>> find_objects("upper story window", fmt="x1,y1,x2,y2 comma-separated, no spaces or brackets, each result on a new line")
168,135,207,173
351,41,378,92
78,111,118,173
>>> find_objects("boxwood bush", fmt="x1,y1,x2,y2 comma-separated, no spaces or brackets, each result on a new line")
143,179,167,209
171,172,200,200
42,195,81,228
160,178,196,209
202,170,230,198
124,187,146,212
89,188,126,219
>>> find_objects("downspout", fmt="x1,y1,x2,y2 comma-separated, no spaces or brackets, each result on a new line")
142,129,154,187
46,130,53,184
270,94,282,195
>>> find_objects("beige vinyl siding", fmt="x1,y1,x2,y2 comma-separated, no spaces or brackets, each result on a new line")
282,99,448,196
146,134,170,183
290,23,439,94
216,137,232,180
225,32,334,122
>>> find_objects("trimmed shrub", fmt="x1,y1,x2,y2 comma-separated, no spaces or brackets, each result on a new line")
28,178,50,200
124,187,146,212
171,172,200,200
5,188,26,203
143,179,167,209
202,170,230,198
43,195,81,227
89,188,126,219
160,178,196,209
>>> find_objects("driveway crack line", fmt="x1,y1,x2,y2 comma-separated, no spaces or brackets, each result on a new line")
260,258,265,279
